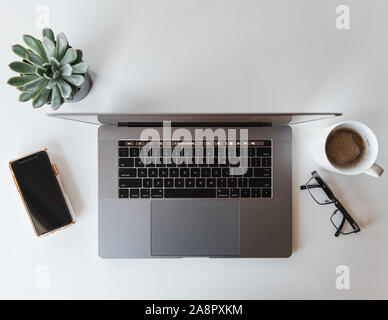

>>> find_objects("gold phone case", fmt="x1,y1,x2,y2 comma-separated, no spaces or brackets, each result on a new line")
9,149,76,237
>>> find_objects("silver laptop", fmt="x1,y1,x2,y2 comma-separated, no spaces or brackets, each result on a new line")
50,113,341,258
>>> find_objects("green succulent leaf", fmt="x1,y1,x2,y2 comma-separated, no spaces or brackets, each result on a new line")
12,45,29,59
62,74,84,87
56,78,72,98
53,70,61,79
75,49,83,64
17,86,24,91
42,28,55,42
60,64,72,77
23,35,48,62
32,87,50,108
37,69,47,77
51,85,63,110
19,91,37,102
26,53,46,69
60,48,77,66
42,36,56,59
56,32,68,61
46,79,57,89
49,57,60,70
7,75,38,87
71,62,88,74
9,61,37,74
24,78,47,93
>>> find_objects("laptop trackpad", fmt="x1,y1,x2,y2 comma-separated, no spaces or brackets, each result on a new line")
151,200,240,257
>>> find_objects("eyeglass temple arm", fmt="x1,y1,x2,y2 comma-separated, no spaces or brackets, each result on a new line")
334,214,346,237
335,203,361,233
300,184,321,190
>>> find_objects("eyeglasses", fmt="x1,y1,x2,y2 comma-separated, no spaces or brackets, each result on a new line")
300,171,361,237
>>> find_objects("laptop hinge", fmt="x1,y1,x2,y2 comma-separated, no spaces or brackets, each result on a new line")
117,122,272,127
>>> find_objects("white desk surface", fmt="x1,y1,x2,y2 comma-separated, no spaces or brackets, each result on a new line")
0,0,387,299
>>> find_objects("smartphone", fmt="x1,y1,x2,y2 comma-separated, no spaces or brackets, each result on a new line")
9,150,75,237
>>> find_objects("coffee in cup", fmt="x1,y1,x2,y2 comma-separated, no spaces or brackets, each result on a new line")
325,127,367,170
311,121,384,177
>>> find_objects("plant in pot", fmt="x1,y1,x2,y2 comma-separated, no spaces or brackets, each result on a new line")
7,28,91,110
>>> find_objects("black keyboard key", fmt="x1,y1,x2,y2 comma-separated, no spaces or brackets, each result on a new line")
175,179,184,188
217,178,227,188
119,168,136,177
196,179,205,188
257,148,272,157
230,188,240,198
248,147,256,157
207,179,216,188
164,179,174,188
212,168,221,177
217,189,229,198
140,147,152,158
119,179,141,188
138,168,147,178
145,159,156,167
251,188,261,198
130,189,140,198
156,161,165,168
143,179,152,188
170,168,179,177
241,189,250,198
254,168,272,177
180,168,190,177
243,168,253,177
191,168,201,177
151,189,163,198
119,158,134,168
222,168,230,177
149,168,158,178
130,148,140,157
201,168,211,177
238,178,248,188
262,189,272,198
159,168,169,177
119,189,129,198
186,179,195,188
135,158,145,167
249,178,272,188
228,178,237,188
141,189,150,198
264,140,272,146
119,148,129,157
165,189,216,198
262,158,272,167
154,179,163,188
251,158,261,167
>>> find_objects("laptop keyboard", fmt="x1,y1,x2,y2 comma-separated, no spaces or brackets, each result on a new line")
118,140,273,199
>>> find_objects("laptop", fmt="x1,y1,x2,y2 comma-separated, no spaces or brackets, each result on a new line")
50,113,341,258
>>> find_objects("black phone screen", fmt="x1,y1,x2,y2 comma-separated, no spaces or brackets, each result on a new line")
11,151,73,235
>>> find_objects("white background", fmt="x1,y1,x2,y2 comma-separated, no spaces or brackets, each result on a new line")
0,0,387,299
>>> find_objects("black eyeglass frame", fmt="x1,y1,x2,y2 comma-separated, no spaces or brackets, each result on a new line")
300,171,361,237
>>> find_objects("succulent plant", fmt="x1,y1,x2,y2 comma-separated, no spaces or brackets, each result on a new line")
7,28,89,110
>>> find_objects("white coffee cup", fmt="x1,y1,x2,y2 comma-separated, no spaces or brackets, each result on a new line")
311,121,384,177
